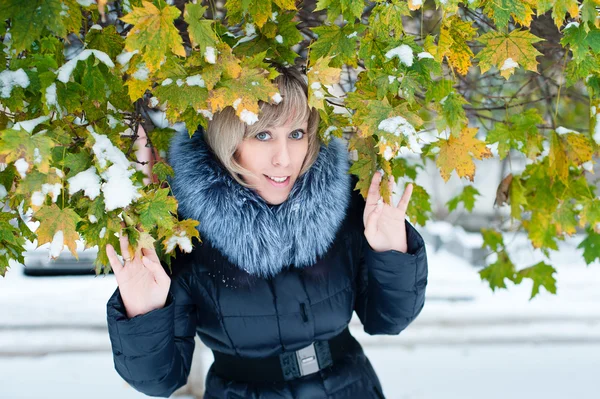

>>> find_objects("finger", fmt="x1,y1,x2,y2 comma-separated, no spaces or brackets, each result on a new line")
119,231,132,261
397,183,414,212
142,256,169,284
106,244,124,275
365,171,382,207
141,245,160,264
364,198,383,238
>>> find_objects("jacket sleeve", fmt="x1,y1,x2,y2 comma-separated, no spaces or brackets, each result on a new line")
354,215,428,335
106,270,197,398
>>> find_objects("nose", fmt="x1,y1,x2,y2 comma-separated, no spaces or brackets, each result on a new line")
272,140,291,168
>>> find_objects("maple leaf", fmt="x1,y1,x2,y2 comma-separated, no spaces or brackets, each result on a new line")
437,92,469,136
207,63,280,123
579,197,600,231
0,128,55,174
134,188,178,232
121,1,186,72
524,211,559,251
0,0,82,53
561,24,600,64
348,135,378,198
405,183,432,226
34,204,81,259
509,176,528,219
447,185,480,212
315,0,366,23
486,108,544,159
369,0,410,40
537,0,579,28
515,261,557,299
184,3,218,54
481,228,505,252
435,127,493,182
553,202,578,236
578,228,600,264
476,30,543,79
483,0,534,29
309,24,365,68
437,16,477,75
306,57,342,111
479,251,517,291
85,25,125,59
549,132,569,184
159,219,201,254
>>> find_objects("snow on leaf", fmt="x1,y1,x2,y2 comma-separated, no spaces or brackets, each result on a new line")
34,204,81,259
435,127,492,182
0,128,55,174
307,57,341,111
121,1,186,72
0,69,30,98
476,30,543,79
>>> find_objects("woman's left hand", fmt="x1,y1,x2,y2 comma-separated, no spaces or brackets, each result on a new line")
363,171,413,253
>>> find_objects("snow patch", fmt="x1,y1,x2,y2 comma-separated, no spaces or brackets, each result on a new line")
161,78,173,86
240,109,259,125
347,31,358,39
186,74,205,87
68,167,101,200
385,45,414,67
99,227,106,239
100,164,142,211
232,98,242,110
165,231,192,253
417,52,434,59
116,50,138,66
76,0,95,6
149,97,159,108
176,79,184,87
204,47,216,64
45,83,58,112
49,230,64,259
14,158,29,178
501,58,519,71
0,69,30,98
556,126,579,135
271,92,282,104
0,184,7,199
378,116,421,154
89,214,98,224
132,64,149,80
197,109,213,120
13,116,49,133
323,126,338,141
245,23,256,37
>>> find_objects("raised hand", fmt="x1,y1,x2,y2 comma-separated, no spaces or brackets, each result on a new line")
106,227,171,319
363,171,413,253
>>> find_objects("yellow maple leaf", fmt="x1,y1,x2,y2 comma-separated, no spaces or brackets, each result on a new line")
437,16,476,75
436,127,493,182
307,57,341,111
476,29,543,79
34,204,81,259
121,1,186,72
408,0,423,10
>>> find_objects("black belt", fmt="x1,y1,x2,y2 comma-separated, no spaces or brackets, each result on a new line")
211,327,356,383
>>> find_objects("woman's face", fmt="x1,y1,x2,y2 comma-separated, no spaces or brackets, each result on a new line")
236,118,309,205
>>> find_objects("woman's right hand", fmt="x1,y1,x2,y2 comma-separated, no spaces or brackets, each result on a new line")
106,231,171,319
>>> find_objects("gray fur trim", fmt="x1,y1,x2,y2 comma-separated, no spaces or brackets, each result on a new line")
168,128,351,277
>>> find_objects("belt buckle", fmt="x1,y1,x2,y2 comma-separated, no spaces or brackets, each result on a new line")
295,342,320,377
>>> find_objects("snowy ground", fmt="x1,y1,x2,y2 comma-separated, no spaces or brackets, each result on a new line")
1,222,599,398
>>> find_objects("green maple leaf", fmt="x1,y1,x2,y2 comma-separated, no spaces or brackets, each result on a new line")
406,183,432,226
15,170,46,195
153,78,210,122
135,188,178,231
447,185,480,212
368,0,410,40
0,128,55,174
348,135,378,198
0,213,27,276
553,202,578,236
525,211,559,252
64,151,92,178
315,0,365,23
561,24,600,64
579,197,600,229
184,3,218,54
309,24,365,68
515,262,557,299
481,228,505,252
537,0,579,28
0,0,82,53
476,30,543,79
483,0,533,29
85,25,125,59
578,228,600,264
152,162,175,182
121,1,186,72
486,108,544,159
437,92,469,136
509,176,528,219
479,251,516,291
33,204,81,259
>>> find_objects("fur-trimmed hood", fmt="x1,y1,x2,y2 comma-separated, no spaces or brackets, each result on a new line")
168,127,352,277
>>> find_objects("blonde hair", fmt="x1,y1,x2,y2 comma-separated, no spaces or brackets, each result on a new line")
203,67,320,189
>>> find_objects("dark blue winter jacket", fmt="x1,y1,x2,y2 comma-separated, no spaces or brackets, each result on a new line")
106,128,428,398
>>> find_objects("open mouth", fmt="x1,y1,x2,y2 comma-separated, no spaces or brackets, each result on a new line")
264,175,290,187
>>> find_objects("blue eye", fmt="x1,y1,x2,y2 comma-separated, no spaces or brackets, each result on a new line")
290,130,305,140
256,132,270,141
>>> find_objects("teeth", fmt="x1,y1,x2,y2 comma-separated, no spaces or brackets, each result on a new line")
268,176,288,183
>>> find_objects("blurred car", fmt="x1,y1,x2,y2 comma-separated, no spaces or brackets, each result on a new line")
22,239,100,276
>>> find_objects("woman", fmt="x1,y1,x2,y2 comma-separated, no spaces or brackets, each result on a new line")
105,67,428,399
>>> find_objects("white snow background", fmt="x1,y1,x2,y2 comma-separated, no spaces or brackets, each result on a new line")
0,220,599,399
